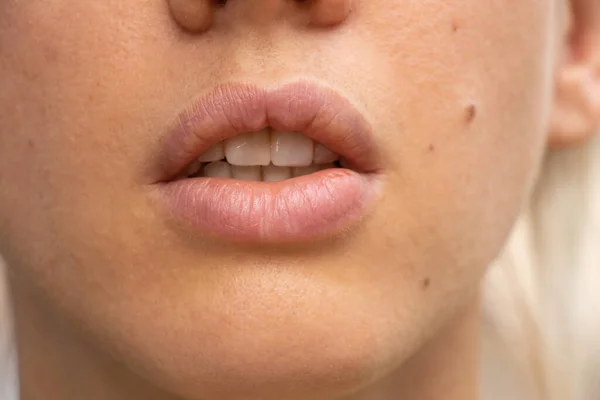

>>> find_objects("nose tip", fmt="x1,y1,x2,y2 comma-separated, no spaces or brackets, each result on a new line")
168,0,353,33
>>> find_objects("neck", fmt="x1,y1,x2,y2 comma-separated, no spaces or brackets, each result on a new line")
12,280,479,400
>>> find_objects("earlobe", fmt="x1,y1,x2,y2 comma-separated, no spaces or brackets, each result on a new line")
548,0,600,148
549,63,600,147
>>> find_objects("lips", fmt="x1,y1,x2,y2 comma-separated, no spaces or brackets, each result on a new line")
152,80,383,243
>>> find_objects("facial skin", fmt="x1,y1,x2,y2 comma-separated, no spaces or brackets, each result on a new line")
0,1,599,399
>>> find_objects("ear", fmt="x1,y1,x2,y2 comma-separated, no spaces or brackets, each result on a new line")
549,0,600,148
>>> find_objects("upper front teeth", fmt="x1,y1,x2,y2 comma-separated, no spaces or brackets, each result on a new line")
197,143,225,162
270,131,314,167
198,129,340,167
224,130,271,166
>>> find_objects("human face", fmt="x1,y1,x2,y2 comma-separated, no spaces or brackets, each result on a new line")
0,1,561,399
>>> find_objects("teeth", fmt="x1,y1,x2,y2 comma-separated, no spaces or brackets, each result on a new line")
194,131,342,179
203,161,231,178
231,165,261,181
225,130,270,166
185,159,202,177
198,142,225,162
313,144,339,164
262,165,292,182
193,162,339,181
271,131,314,167
292,164,321,177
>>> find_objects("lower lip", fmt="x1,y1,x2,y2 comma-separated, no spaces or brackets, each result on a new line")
154,169,381,243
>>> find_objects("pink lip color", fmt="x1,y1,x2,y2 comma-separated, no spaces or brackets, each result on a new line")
153,80,383,243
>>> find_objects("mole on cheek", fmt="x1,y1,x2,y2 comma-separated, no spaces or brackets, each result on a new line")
452,21,459,32
422,278,431,290
466,104,477,123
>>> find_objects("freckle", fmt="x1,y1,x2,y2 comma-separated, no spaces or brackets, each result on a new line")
428,144,435,152
422,278,431,289
27,139,35,149
466,104,477,123
452,22,459,32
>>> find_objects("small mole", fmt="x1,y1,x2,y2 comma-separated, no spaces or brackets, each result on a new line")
27,139,35,149
452,22,459,32
466,104,477,123
428,144,435,152
422,278,431,289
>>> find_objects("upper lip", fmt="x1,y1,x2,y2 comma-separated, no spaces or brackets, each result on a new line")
155,80,383,181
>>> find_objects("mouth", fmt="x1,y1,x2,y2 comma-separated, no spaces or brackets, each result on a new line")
178,129,347,181
152,80,383,243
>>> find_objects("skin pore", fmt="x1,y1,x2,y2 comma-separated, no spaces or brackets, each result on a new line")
0,0,599,399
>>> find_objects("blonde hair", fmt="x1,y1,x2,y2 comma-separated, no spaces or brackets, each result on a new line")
0,146,598,400
482,132,600,400
0,258,17,400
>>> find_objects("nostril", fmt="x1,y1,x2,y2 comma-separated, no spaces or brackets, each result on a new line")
170,0,351,31
168,0,215,33
306,0,352,27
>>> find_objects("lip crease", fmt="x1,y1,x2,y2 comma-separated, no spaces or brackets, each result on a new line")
151,79,384,243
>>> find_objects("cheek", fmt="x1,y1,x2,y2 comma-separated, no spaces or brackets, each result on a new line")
0,1,172,262
355,0,554,272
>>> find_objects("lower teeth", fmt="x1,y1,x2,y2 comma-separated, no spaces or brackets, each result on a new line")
186,161,341,181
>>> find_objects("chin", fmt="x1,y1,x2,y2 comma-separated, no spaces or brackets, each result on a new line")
103,269,421,400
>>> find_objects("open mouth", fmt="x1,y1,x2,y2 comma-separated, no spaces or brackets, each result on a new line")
153,80,382,243
181,130,346,181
